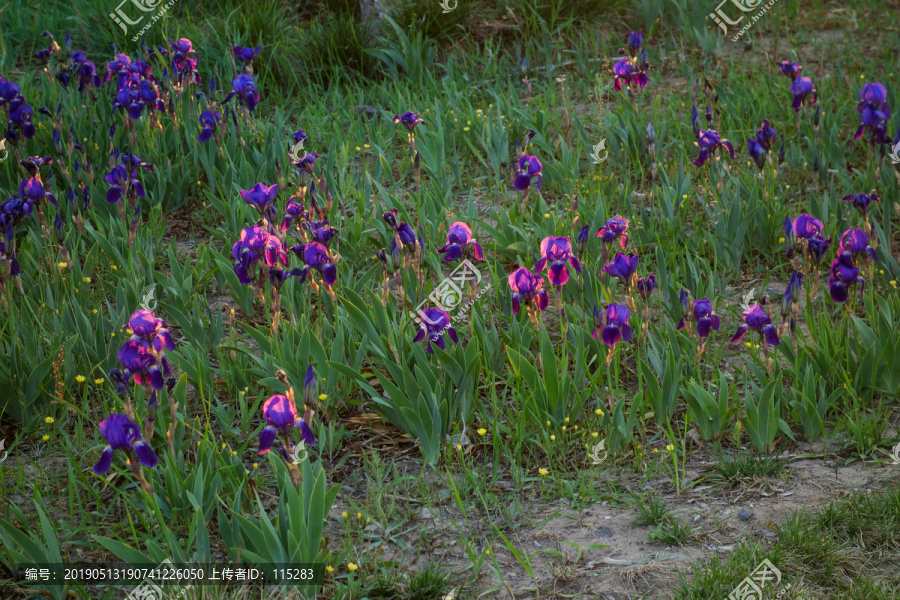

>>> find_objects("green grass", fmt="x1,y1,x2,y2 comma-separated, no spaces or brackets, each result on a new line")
674,485,900,599
710,452,788,486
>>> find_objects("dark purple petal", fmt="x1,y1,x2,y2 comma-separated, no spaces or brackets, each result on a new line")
133,441,158,468
730,325,749,343
92,446,114,474
258,426,278,455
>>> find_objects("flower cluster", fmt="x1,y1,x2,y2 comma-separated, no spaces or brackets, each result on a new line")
612,31,650,93
0,74,36,142
747,119,777,171
113,309,176,406
106,53,165,122
778,60,817,111
105,151,155,246
854,82,891,145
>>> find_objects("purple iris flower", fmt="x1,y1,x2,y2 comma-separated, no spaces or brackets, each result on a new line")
117,337,171,391
730,305,779,346
691,106,701,138
232,226,287,284
790,77,818,111
612,58,648,92
292,128,308,144
76,61,100,92
841,193,880,217
778,61,802,80
854,83,891,144
438,221,484,262
298,241,337,286
536,236,581,286
677,297,720,338
395,222,420,249
839,228,877,262
782,271,803,317
7,98,36,139
240,182,279,216
626,31,642,55
747,137,767,171
258,394,316,455
508,267,549,314
306,223,339,247
756,120,777,150
234,45,261,62
594,304,631,345
127,309,175,353
829,252,865,303
637,272,656,299
576,224,590,253
104,53,131,84
302,364,316,405
784,214,824,248
693,129,735,167
280,197,307,232
513,155,543,191
104,165,147,204
603,252,639,285
393,111,424,131
1,196,34,235
228,74,260,112
412,307,458,354
198,110,221,143
295,151,318,174
169,38,198,80
806,235,832,263
596,216,629,249
747,118,777,168
92,413,158,474
17,177,56,207
171,38,193,54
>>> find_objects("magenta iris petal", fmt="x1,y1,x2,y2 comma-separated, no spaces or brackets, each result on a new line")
548,263,569,286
